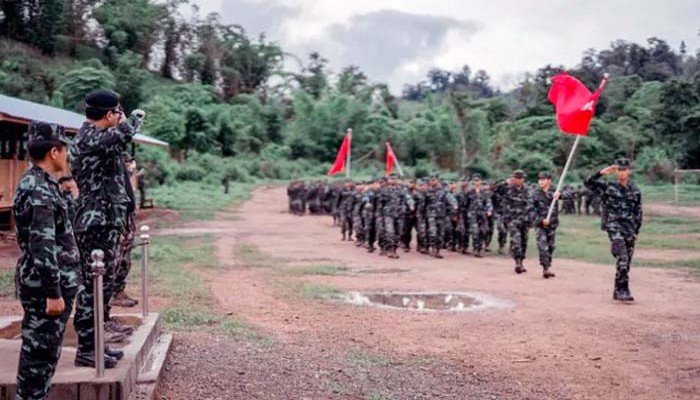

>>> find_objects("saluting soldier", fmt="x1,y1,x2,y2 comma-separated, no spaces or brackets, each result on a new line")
585,158,643,302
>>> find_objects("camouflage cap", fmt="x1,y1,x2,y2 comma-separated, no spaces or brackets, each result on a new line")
28,121,68,144
512,169,526,179
538,171,552,179
471,173,482,181
615,158,631,169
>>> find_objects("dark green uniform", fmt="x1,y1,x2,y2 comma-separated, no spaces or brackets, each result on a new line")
529,186,559,272
71,112,140,357
13,123,81,400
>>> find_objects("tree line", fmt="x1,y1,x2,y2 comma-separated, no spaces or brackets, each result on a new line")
0,0,699,183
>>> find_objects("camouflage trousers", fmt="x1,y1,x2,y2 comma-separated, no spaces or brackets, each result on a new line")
535,227,557,269
16,289,77,400
469,213,488,252
428,216,446,249
495,213,508,248
444,218,458,249
353,210,365,243
608,231,636,285
308,199,322,214
401,215,416,249
484,215,495,250
375,213,385,249
383,215,403,251
75,226,121,354
290,199,304,215
416,215,428,251
340,210,353,239
114,228,135,293
508,221,529,260
363,212,376,248
457,216,469,251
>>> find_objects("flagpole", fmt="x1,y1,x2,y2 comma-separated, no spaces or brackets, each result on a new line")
346,128,352,179
545,73,609,221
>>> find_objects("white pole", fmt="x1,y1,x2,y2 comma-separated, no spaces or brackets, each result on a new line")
346,128,352,179
546,135,581,221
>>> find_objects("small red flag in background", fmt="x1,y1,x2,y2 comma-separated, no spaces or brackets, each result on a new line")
548,73,608,135
327,133,351,176
385,142,397,176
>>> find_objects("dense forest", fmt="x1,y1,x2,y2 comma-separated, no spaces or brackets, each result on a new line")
1,0,699,184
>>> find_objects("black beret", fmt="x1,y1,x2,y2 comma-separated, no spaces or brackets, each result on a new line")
615,158,631,169
85,89,121,111
28,121,68,144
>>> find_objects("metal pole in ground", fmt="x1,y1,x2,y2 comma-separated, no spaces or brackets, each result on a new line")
91,249,106,378
140,225,151,317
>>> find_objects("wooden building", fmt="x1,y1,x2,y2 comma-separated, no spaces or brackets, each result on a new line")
0,94,168,230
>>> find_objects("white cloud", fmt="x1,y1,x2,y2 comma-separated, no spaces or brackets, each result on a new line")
197,0,700,92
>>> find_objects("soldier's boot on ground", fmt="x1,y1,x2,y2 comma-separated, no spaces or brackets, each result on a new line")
402,244,411,253
433,247,444,259
543,267,556,279
520,259,527,273
388,248,399,259
484,247,491,253
75,352,118,369
355,240,363,247
106,318,135,335
419,246,428,255
618,282,634,302
105,346,124,360
341,233,346,241
367,245,376,253
449,244,457,252
474,250,483,258
111,291,138,307
514,259,524,274
105,330,129,344
379,247,387,256
497,245,505,255
612,282,624,301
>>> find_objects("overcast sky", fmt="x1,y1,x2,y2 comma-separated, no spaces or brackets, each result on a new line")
194,0,700,92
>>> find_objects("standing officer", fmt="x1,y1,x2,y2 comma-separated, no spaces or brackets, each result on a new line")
71,90,143,367
585,158,642,302
466,174,493,258
13,122,84,399
529,172,560,278
499,170,531,274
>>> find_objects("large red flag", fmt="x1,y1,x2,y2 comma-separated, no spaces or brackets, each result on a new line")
385,142,396,176
327,133,351,176
548,73,607,135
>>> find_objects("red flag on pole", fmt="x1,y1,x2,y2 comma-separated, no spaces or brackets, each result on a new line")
385,142,396,176
547,73,608,135
327,133,351,176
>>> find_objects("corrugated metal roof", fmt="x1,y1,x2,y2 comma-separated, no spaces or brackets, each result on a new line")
0,93,169,147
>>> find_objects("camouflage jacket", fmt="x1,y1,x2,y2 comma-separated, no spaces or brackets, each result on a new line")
497,182,531,225
584,172,643,236
491,179,508,215
61,190,77,224
529,187,559,229
13,165,82,298
70,118,140,233
414,190,427,218
339,188,356,213
466,189,493,216
381,186,414,218
426,187,458,218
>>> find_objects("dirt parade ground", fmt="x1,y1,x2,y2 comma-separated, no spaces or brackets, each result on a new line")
147,186,699,400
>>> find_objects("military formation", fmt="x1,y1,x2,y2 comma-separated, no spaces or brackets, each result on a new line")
288,158,642,299
11,90,144,400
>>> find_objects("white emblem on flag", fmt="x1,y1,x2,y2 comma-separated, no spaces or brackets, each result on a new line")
580,100,595,112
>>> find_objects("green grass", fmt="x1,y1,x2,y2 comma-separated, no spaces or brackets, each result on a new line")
150,181,258,221
0,269,14,298
345,349,391,368
638,183,700,206
288,264,350,276
532,214,700,269
294,282,344,300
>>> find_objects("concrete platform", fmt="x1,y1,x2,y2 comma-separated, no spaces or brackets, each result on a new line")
0,313,171,400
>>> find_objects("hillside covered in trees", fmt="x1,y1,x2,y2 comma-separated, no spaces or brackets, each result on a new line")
1,0,699,184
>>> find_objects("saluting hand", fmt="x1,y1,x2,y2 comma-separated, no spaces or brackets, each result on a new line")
601,165,617,175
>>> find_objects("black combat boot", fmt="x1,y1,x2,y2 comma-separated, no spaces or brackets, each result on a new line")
619,282,634,302
543,267,556,279
520,259,528,273
498,244,505,255
514,259,524,274
433,247,443,259
474,250,483,258
105,346,124,360
75,352,118,369
367,245,376,253
613,282,624,301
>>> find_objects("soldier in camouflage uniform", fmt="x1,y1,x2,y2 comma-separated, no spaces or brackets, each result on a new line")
414,180,429,254
401,180,418,252
374,178,388,254
466,174,493,258
529,172,560,279
352,184,366,247
585,158,642,302
575,185,583,215
338,181,356,241
71,90,142,367
381,174,414,259
444,182,460,252
111,154,139,308
455,179,470,254
13,122,86,399
561,185,576,214
362,181,379,253
498,170,532,273
482,181,496,253
491,178,509,254
426,176,458,259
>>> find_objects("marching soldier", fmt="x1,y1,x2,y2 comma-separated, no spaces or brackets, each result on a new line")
401,180,418,252
585,158,642,302
352,184,366,247
426,175,458,259
338,181,356,241
499,170,532,274
492,178,509,254
13,122,83,399
466,174,492,258
415,180,430,254
456,179,470,254
362,181,379,253
529,172,560,278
